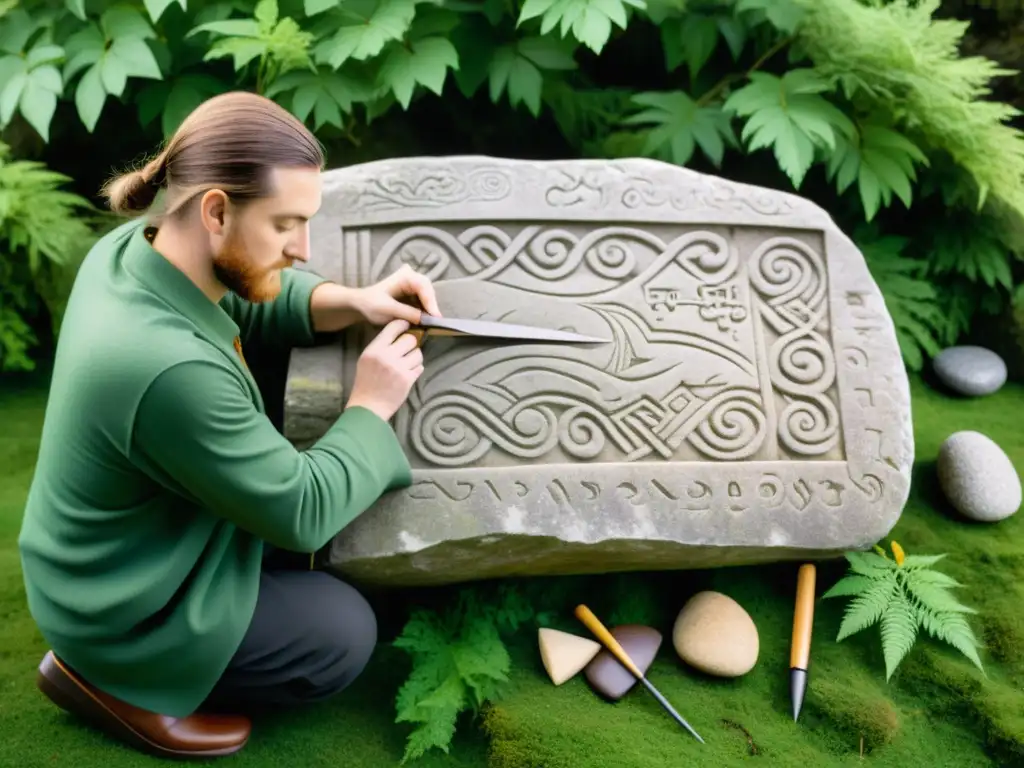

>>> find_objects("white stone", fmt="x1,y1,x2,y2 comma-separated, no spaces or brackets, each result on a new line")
937,431,1021,522
537,628,601,686
283,156,915,586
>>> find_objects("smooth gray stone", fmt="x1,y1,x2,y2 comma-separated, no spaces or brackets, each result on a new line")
584,625,662,701
283,156,915,587
937,431,1021,522
933,346,1007,396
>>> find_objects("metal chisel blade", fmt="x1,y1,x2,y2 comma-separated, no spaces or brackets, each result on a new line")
416,314,610,344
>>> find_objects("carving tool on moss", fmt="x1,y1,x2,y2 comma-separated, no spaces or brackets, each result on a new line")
790,563,816,721
574,604,705,744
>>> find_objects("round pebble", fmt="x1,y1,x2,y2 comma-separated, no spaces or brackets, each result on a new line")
937,430,1021,522
933,346,1007,396
672,591,759,677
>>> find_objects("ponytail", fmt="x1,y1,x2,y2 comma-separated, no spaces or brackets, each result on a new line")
101,152,166,215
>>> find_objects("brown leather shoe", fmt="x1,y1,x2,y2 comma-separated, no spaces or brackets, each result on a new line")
36,651,250,758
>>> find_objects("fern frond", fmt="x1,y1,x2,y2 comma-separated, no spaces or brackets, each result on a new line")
905,568,962,589
900,553,948,569
836,573,899,641
880,591,918,680
844,549,895,577
792,0,1024,226
905,578,978,615
918,607,986,673
821,574,876,598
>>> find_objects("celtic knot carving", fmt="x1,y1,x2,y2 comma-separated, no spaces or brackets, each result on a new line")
362,223,842,467
370,224,737,292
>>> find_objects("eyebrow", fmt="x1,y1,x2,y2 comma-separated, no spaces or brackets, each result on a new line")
275,214,310,223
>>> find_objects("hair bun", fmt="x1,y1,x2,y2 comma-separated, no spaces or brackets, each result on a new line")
102,166,160,215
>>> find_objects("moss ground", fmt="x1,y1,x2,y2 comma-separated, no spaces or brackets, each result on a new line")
0,371,1021,767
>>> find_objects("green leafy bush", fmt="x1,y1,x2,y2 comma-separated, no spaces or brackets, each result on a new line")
2,0,1023,371
0,140,108,371
391,583,539,763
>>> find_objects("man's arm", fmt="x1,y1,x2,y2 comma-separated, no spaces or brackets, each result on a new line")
130,358,412,552
222,269,374,347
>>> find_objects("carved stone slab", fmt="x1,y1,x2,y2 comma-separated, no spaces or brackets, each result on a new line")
283,156,914,587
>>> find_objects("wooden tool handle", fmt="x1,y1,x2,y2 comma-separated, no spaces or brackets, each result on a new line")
790,563,816,669
408,328,427,347
574,604,643,678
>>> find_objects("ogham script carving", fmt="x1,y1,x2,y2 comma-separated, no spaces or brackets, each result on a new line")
842,289,887,504
397,471,866,516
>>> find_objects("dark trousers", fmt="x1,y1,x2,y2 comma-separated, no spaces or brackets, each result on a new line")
200,547,377,714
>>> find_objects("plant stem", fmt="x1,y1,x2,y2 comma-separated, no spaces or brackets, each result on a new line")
696,34,794,107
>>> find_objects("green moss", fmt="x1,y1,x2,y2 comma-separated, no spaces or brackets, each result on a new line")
806,678,901,754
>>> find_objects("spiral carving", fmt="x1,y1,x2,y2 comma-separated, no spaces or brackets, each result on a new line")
411,394,560,467
370,224,729,292
749,236,839,457
687,389,767,460
410,385,768,466
778,394,840,456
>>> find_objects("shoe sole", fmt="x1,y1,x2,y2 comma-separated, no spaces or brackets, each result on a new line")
38,656,247,760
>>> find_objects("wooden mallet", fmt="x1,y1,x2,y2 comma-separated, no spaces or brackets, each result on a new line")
575,604,705,744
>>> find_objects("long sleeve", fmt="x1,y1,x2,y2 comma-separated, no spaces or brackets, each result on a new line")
219,267,327,348
130,358,412,552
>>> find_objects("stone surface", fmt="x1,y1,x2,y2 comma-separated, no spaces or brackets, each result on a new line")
538,628,601,686
583,625,662,701
671,591,759,677
937,431,1021,522
284,155,915,586
932,346,1007,396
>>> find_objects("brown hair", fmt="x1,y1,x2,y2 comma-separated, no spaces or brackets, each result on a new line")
101,91,324,219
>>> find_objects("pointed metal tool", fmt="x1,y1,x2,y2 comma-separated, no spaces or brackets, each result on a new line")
412,313,610,345
574,604,705,744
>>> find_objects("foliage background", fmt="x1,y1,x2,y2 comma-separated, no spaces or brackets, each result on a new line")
0,0,1024,372
2,0,1024,761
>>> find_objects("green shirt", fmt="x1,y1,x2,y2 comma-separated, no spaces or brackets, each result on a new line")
17,219,412,717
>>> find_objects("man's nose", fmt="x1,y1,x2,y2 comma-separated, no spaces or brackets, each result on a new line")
287,228,311,262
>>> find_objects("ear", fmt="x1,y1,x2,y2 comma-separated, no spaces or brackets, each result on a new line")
198,189,230,235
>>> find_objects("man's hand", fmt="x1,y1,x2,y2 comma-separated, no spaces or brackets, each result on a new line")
346,319,424,422
352,264,442,325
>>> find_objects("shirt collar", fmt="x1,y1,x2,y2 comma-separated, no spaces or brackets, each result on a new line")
121,220,240,345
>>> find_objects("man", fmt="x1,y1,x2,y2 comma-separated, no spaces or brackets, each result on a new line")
17,91,440,758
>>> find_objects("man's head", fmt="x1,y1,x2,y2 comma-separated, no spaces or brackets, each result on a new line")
102,91,325,303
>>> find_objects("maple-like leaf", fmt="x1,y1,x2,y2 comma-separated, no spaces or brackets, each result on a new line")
622,90,737,167
827,120,930,221
723,68,855,188
263,66,379,128
379,36,459,109
312,0,417,69
488,36,577,117
517,0,647,55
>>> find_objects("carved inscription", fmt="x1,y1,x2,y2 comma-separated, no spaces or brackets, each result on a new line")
396,472,872,515
356,222,843,468
292,157,915,585
340,162,798,217
353,167,513,212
